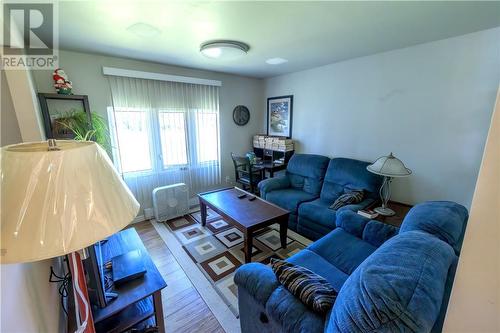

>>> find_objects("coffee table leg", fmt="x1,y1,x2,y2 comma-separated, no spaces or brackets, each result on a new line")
200,201,207,227
244,230,253,263
153,290,165,333
279,219,288,249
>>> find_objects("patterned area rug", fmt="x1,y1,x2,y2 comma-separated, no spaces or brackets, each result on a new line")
164,208,312,316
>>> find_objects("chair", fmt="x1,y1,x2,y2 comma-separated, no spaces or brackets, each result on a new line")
231,153,265,194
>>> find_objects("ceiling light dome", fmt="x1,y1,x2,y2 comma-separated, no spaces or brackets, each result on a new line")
200,40,250,60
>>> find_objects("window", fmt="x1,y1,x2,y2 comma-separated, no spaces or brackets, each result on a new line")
109,108,220,174
107,76,221,201
113,109,152,173
158,111,188,167
194,110,219,163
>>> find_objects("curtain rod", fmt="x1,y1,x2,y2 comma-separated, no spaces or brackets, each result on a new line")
102,66,222,87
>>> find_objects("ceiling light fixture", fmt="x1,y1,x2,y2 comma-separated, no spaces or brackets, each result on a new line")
127,22,161,38
200,40,250,60
266,57,288,65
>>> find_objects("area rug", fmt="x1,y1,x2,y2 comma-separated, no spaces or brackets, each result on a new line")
163,208,312,317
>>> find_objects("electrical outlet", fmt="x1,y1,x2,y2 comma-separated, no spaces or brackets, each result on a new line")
144,208,154,219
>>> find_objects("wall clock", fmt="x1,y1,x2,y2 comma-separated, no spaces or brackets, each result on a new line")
233,105,250,126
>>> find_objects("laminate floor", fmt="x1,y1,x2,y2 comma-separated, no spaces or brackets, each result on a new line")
133,221,226,333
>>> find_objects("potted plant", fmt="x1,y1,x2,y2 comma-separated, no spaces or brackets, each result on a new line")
54,109,111,154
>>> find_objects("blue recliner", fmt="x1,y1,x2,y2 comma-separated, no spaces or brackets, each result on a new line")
297,158,383,240
259,155,383,239
259,154,330,231
235,201,468,333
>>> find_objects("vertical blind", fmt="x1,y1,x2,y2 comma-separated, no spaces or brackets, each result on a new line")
107,76,221,216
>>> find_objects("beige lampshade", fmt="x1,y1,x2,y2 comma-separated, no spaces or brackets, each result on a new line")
0,140,140,264
367,152,412,177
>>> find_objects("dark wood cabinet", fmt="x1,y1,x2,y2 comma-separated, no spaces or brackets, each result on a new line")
253,147,294,163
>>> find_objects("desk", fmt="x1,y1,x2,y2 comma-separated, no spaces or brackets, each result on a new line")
253,161,287,178
92,228,167,333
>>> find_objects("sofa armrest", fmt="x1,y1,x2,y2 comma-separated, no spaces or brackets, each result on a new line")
335,210,371,238
266,286,325,332
258,176,290,199
336,198,375,213
362,220,399,247
336,210,399,246
234,263,280,306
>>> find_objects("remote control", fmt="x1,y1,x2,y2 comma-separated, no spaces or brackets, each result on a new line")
238,193,247,199
248,196,256,201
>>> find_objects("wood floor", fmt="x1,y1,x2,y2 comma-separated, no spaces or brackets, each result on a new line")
132,221,226,333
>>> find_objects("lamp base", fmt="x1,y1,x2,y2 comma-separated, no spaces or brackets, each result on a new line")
374,206,396,216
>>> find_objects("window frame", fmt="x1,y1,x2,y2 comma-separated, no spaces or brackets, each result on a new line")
108,106,220,176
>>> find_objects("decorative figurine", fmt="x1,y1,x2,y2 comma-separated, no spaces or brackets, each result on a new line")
53,68,73,95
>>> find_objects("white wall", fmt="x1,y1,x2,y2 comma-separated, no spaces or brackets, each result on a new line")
264,27,500,207
1,71,22,146
31,50,265,187
1,70,62,333
443,89,500,332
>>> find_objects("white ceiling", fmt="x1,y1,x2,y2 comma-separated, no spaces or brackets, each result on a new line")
56,1,500,78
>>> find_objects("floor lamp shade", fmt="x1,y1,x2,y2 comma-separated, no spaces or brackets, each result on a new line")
0,141,140,264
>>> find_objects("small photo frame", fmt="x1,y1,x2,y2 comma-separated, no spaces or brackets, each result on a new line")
37,93,92,140
267,95,293,138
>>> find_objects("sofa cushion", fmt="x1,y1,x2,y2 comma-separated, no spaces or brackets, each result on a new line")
270,259,337,315
308,229,377,275
320,158,382,203
399,201,468,254
266,189,316,214
298,199,337,231
286,154,330,195
287,249,348,292
326,231,456,333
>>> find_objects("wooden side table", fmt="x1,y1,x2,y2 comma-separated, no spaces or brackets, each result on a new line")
91,229,167,333
368,201,412,227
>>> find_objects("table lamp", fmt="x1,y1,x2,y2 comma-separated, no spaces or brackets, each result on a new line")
366,152,411,216
1,140,140,333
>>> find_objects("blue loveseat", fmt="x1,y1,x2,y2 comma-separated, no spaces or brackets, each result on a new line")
259,154,383,240
235,201,468,333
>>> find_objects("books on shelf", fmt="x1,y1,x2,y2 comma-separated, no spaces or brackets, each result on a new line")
253,135,294,151
357,209,379,219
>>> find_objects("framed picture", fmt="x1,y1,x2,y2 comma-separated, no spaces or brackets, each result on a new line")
37,93,92,140
267,95,293,138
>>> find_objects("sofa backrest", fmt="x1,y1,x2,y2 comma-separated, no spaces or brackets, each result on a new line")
399,201,468,255
327,231,456,333
398,201,468,331
285,154,330,195
320,158,383,202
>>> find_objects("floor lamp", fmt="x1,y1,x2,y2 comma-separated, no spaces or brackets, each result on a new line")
0,140,139,333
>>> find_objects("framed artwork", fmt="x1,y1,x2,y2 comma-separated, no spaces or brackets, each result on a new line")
267,95,293,138
37,93,92,139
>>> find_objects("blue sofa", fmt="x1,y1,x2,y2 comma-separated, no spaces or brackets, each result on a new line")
259,154,383,240
235,201,468,333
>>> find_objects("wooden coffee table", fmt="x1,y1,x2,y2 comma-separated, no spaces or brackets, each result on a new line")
198,187,290,263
